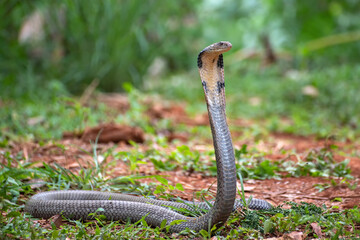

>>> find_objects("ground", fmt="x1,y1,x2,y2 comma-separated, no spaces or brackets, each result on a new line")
1,94,359,239
6,126,359,210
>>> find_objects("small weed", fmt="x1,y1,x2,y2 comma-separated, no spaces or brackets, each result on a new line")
150,155,177,171
282,148,352,178
153,175,184,199
235,144,352,180
116,148,147,174
314,183,332,192
168,145,202,173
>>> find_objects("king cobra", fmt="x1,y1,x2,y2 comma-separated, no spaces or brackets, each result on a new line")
25,41,272,233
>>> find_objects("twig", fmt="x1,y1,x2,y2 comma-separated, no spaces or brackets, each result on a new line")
80,78,99,105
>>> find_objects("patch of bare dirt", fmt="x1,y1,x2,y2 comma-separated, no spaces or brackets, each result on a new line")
146,101,209,126
97,93,209,127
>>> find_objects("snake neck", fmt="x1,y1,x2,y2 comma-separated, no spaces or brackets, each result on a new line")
207,103,236,225
198,42,236,227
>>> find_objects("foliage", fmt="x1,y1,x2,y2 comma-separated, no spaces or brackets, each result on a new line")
0,1,359,238
118,142,352,181
200,0,360,63
225,202,360,239
0,95,110,140
0,0,200,96
235,144,352,180
1,146,359,239
1,0,359,139
150,64,360,138
1,0,360,97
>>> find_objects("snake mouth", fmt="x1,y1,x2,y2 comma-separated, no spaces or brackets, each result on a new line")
201,41,232,54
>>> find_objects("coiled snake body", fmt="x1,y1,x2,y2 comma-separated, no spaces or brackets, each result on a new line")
25,41,272,233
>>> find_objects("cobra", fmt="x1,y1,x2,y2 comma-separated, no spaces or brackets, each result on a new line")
25,41,272,233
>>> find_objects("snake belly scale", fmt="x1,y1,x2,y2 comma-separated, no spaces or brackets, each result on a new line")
25,41,272,233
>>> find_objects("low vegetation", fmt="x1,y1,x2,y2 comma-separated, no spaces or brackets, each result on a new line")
1,1,359,239
1,126,359,239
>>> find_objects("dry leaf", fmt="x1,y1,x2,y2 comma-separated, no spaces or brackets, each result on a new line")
284,231,304,240
311,222,322,238
49,215,64,228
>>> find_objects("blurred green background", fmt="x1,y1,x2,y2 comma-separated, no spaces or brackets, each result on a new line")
1,0,360,139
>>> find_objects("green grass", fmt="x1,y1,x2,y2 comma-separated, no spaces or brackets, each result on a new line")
0,96,111,141
2,63,359,142
0,0,201,96
2,0,360,99
227,202,360,239
1,1,360,238
146,63,360,139
1,137,358,239
1,63,358,238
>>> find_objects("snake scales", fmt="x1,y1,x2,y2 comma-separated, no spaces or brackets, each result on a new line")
25,41,272,233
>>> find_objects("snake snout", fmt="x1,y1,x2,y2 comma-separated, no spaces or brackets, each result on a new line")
215,41,232,51
203,41,232,54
